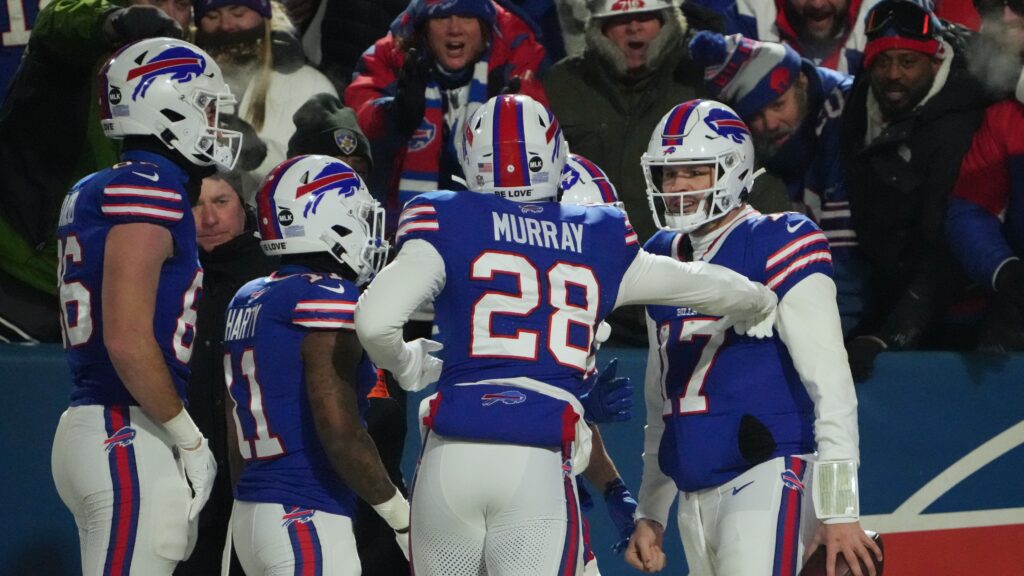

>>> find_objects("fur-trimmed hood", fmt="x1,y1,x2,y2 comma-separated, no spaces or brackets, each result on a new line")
584,5,688,78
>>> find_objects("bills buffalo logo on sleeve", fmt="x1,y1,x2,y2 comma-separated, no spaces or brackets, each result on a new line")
704,107,750,144
103,426,137,452
409,121,437,152
281,507,316,527
781,469,805,493
125,46,208,100
481,390,527,406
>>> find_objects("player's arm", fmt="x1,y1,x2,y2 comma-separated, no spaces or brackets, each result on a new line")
355,239,446,391
615,249,776,329
583,425,638,555
776,273,882,574
103,222,216,519
302,329,409,532
626,314,673,573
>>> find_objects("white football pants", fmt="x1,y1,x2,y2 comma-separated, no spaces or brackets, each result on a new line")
231,501,359,576
52,405,195,576
410,432,584,576
678,455,819,576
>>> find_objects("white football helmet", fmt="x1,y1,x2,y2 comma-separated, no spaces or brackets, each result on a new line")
99,37,241,170
459,94,567,203
591,0,673,19
642,99,755,234
256,155,389,286
560,153,624,212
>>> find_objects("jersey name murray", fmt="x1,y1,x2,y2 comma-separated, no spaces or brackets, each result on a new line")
492,212,585,254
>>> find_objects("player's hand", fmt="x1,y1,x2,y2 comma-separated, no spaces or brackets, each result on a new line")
579,358,632,423
625,518,666,573
604,478,638,554
178,437,218,522
804,522,883,576
846,335,886,383
395,338,443,392
728,284,778,338
103,5,183,45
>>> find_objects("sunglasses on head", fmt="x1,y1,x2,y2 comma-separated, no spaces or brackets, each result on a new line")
865,1,938,41
973,0,1024,17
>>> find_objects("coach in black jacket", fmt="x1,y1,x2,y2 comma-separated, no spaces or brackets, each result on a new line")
839,0,990,381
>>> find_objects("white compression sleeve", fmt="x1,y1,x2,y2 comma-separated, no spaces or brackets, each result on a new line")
355,239,446,374
776,273,860,521
615,249,773,319
635,312,678,527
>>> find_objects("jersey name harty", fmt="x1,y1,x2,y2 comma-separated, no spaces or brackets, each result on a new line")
224,304,262,342
492,212,584,254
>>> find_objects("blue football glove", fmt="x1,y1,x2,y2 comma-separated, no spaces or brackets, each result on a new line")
604,478,638,554
579,358,632,423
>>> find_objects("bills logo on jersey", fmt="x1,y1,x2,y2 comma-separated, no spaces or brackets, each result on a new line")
103,426,136,452
781,469,805,493
704,107,750,144
481,390,527,406
519,204,544,214
409,121,437,152
126,46,207,100
281,507,316,527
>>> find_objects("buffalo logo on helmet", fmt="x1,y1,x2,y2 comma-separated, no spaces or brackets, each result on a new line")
704,107,750,144
126,46,208,100
298,167,361,217
561,166,581,189
103,426,136,453
333,129,358,155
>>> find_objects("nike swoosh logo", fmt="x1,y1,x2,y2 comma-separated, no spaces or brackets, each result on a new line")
786,221,806,233
731,481,754,496
132,171,160,182
319,284,346,295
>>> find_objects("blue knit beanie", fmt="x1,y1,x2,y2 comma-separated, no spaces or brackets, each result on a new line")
193,0,272,24
391,0,497,38
689,31,803,120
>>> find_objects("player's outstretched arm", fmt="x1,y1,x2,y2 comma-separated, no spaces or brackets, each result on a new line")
355,239,446,391
302,330,409,531
103,222,216,520
615,249,777,335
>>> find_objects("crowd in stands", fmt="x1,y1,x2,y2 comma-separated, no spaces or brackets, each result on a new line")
3,0,1023,573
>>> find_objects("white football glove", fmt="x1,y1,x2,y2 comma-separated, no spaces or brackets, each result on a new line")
395,528,411,560
730,285,778,339
394,338,443,392
179,437,217,522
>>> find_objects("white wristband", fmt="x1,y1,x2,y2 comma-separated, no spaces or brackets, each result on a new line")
372,489,410,532
813,460,860,520
164,408,202,450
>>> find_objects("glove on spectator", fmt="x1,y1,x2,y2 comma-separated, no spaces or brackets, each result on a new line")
846,335,887,383
103,5,183,45
392,47,432,136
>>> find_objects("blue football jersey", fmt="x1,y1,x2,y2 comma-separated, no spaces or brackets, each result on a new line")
224,265,375,516
396,191,640,446
57,150,202,407
645,210,832,492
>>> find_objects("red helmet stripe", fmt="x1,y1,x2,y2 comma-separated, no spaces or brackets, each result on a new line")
493,96,529,188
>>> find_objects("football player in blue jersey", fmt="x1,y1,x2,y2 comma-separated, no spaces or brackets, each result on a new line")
355,93,779,576
626,99,883,576
224,155,409,575
50,37,242,576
